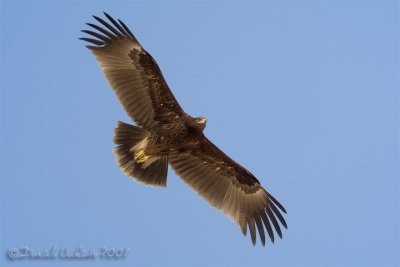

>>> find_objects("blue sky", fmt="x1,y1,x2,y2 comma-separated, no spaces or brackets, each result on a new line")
1,1,398,266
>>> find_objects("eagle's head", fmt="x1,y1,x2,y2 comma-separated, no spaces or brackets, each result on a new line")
190,117,207,133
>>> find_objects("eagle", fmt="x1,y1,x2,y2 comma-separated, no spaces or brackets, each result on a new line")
80,12,287,246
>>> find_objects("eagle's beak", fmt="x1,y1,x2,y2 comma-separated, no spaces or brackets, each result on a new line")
197,118,207,125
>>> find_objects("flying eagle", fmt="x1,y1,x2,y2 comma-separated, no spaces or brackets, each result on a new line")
80,13,287,246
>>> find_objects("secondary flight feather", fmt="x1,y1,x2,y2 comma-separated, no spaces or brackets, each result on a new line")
80,12,287,246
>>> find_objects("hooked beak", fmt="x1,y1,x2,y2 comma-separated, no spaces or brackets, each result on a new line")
197,118,207,125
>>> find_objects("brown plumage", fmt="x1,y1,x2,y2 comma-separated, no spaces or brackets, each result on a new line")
80,12,287,246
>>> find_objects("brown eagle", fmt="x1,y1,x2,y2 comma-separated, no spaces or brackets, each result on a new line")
80,13,287,246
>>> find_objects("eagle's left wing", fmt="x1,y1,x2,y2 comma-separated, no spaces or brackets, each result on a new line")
169,136,287,246
80,13,185,130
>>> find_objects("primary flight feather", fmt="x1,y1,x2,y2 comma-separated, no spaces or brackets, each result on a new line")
80,12,287,246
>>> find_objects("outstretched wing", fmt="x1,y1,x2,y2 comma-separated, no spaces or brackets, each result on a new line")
80,13,184,129
169,136,287,246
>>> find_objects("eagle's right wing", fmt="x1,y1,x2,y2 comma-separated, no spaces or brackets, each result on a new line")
169,136,287,246
80,13,185,130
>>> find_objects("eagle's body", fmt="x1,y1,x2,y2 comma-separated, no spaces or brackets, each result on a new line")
134,117,206,163
81,13,287,246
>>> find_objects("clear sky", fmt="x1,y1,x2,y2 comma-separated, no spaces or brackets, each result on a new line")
1,1,398,266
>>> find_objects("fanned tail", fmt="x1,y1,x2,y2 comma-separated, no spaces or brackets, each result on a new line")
113,121,168,187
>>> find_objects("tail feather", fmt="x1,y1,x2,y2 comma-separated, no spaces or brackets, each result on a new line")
113,121,168,187
113,121,147,145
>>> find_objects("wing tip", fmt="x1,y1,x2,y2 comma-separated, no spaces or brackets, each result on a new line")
82,12,137,49
78,37,105,46
103,11,111,18
267,191,287,214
